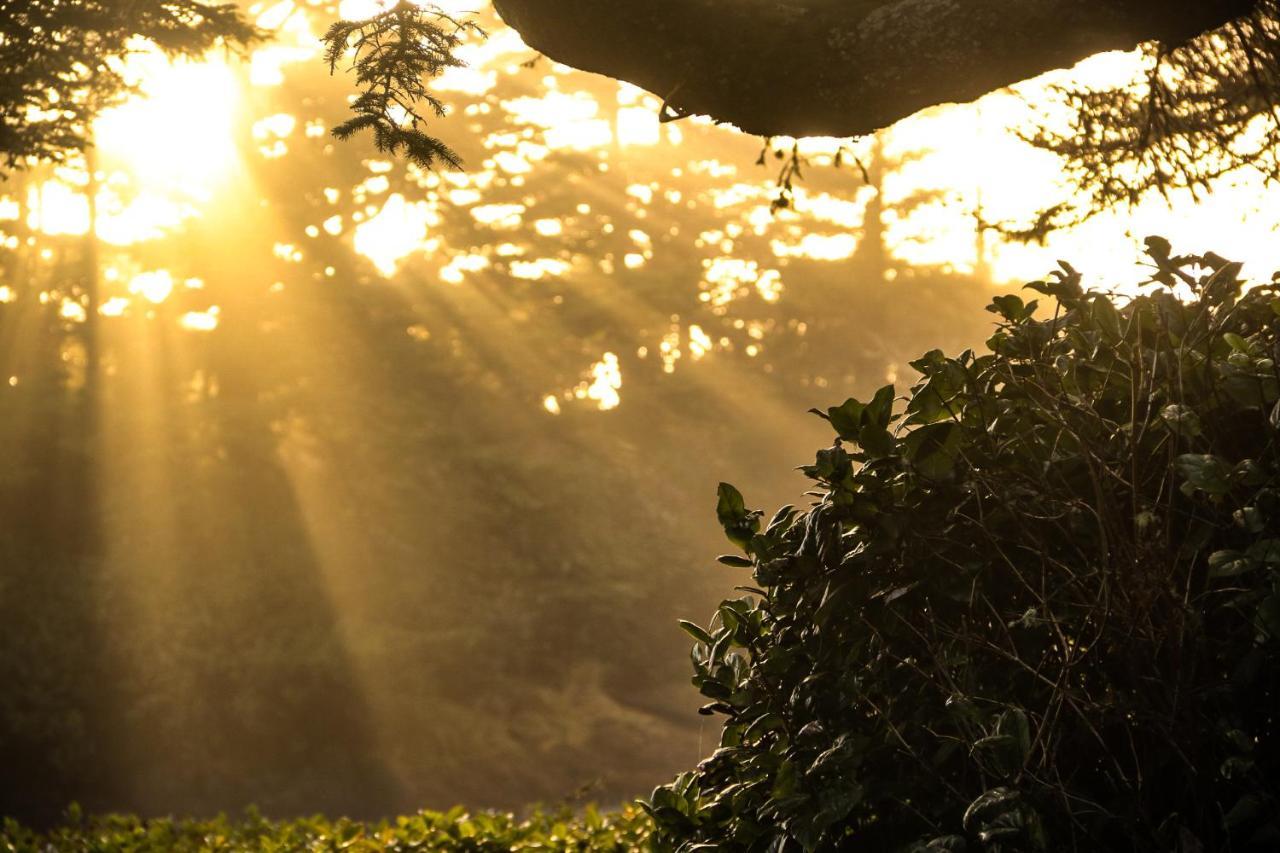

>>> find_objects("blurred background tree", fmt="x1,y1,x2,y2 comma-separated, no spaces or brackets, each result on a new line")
0,0,260,167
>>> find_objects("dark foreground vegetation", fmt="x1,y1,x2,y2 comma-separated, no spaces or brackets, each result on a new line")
647,241,1280,851
5,243,1278,852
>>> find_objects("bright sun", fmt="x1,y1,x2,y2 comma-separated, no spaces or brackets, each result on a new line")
21,41,246,249
93,43,243,201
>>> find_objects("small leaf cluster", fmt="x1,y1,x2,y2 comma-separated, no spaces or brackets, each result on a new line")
0,802,651,851
646,240,1280,851
324,1,482,171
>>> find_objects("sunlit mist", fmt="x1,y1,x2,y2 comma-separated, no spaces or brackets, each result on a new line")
2,0,1278,828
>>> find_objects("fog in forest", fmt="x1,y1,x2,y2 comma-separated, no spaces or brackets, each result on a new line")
2,0,1278,824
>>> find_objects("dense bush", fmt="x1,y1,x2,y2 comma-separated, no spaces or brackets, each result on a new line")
0,803,651,851
646,240,1280,851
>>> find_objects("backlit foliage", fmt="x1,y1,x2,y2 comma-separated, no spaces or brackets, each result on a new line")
649,241,1280,851
1016,0,1280,238
324,1,483,170
0,0,260,166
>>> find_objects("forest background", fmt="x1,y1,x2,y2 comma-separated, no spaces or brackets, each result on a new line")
0,0,1277,831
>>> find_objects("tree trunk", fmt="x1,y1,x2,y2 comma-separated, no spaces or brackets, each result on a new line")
83,141,100,395
492,0,1258,137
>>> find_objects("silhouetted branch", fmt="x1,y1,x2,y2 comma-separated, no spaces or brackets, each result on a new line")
324,1,483,171
1003,0,1280,239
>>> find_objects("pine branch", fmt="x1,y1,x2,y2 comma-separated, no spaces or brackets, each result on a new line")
324,0,483,171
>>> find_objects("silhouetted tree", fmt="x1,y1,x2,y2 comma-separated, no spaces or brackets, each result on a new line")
0,0,260,167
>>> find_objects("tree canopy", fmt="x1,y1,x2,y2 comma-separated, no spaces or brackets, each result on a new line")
0,0,260,167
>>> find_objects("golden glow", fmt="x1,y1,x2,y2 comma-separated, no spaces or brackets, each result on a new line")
617,107,661,147
8,0,1274,433
353,194,439,276
179,306,221,332
27,181,90,236
509,258,571,280
533,218,563,237
439,253,490,284
570,353,623,411
431,66,497,96
59,299,87,323
687,324,713,360
274,243,304,263
699,257,784,308
249,1,322,87
253,113,297,159
94,44,241,201
100,296,130,317
470,203,525,229
129,270,175,304
770,233,858,261
502,92,614,151
22,38,244,249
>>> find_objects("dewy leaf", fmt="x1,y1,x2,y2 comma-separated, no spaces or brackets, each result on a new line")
987,711,1037,775
826,397,866,441
1208,550,1254,578
963,788,1021,832
988,294,1027,323
1223,332,1252,354
678,620,714,645
858,426,894,458
716,483,759,550
1175,454,1234,496
905,423,962,479
1024,270,1083,304
1160,404,1202,437
716,482,747,524
865,384,896,430
1248,538,1280,565
810,445,851,482
1223,793,1270,830
765,505,795,536
770,759,798,799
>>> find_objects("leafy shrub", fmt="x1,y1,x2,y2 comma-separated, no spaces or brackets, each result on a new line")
0,803,651,851
645,240,1280,852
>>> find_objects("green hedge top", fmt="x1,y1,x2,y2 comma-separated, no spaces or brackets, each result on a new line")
647,239,1280,852
1,804,651,852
